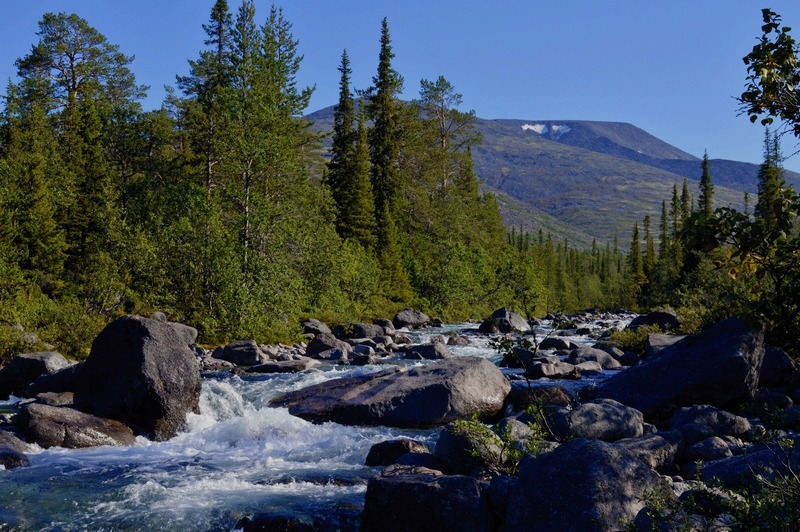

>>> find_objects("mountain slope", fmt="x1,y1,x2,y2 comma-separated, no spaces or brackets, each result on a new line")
305,106,798,247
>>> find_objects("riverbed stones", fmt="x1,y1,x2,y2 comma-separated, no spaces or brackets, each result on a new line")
594,318,764,416
506,438,661,530
479,308,530,334
213,340,268,366
18,403,136,449
362,474,494,532
301,318,331,336
0,352,72,399
269,356,510,428
392,309,430,329
614,430,684,474
305,333,352,359
404,343,452,360
628,310,681,332
546,399,645,442
0,448,29,469
365,439,431,467
74,315,202,441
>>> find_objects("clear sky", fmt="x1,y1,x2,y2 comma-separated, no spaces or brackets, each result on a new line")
3,1,800,171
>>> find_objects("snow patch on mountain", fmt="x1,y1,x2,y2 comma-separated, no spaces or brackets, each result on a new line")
522,123,548,134
522,123,572,139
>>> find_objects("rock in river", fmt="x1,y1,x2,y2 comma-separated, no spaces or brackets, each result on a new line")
269,356,510,428
74,315,201,441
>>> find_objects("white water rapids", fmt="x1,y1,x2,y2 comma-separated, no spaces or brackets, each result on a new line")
0,321,621,530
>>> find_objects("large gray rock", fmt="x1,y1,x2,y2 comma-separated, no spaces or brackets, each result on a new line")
760,346,796,387
595,318,764,416
526,361,581,380
688,442,794,490
567,346,622,369
17,403,136,449
547,399,644,442
214,340,268,366
365,439,431,467
74,315,201,441
644,333,686,358
247,358,320,374
506,438,661,531
25,363,82,396
479,308,530,334
301,318,331,336
305,333,352,359
538,337,579,351
393,309,430,329
434,423,501,475
0,352,72,399
0,430,32,454
0,448,29,469
614,431,684,474
628,311,680,332
670,405,751,438
269,357,510,428
405,343,452,360
168,322,198,346
362,474,495,532
332,323,385,340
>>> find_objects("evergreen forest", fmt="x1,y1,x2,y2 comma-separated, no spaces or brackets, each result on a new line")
1,2,799,360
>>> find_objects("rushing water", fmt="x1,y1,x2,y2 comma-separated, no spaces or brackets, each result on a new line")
0,320,623,530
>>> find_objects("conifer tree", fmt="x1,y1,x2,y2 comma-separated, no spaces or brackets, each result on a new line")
658,200,669,260
643,214,656,277
628,222,645,288
367,18,403,216
328,49,356,230
340,108,377,250
698,151,714,217
754,128,787,232
680,178,691,220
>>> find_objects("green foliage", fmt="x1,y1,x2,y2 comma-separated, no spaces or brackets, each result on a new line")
607,324,663,354
451,408,547,477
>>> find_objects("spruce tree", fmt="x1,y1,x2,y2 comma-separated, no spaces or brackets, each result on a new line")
328,49,356,231
698,151,714,217
628,222,645,288
754,128,787,232
341,108,377,250
367,18,403,216
643,214,656,277
658,200,669,260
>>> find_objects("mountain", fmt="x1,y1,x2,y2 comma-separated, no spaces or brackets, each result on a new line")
305,106,800,247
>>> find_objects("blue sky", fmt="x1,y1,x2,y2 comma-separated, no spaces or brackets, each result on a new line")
3,1,800,171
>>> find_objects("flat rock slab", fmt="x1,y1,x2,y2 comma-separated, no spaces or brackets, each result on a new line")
269,357,510,428
18,403,135,449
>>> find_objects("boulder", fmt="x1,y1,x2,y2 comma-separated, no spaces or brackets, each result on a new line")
760,346,796,387
567,346,622,369
546,399,644,442
506,438,661,530
538,337,579,351
0,448,29,469
332,323,385,340
404,343,452,360
168,322,198,346
247,358,320,374
214,340,268,366
614,431,684,474
362,474,494,532
0,430,31,454
526,361,581,380
25,363,82,396
269,357,510,428
392,309,430,329
434,423,501,475
0,352,72,399
305,333,352,359
301,318,331,336
73,315,202,441
594,318,764,416
685,436,733,462
628,310,681,332
747,392,793,416
365,439,431,467
479,308,530,334
447,334,470,346
17,403,136,449
35,391,74,407
670,405,751,438
644,333,686,358
374,318,395,334
688,443,793,490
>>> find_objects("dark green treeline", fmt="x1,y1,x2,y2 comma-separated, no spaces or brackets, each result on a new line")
0,2,635,358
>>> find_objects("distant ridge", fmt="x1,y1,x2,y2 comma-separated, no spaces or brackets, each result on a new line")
306,106,800,247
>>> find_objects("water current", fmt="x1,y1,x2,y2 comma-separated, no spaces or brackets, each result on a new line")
0,320,620,530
